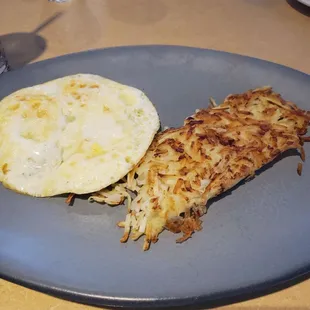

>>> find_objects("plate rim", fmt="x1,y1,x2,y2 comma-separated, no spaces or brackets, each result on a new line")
1,267,310,308
2,45,309,81
297,0,310,7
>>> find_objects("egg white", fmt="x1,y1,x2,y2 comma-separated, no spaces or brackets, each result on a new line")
0,74,160,197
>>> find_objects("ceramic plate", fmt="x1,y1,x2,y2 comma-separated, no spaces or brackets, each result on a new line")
0,46,310,308
297,0,310,7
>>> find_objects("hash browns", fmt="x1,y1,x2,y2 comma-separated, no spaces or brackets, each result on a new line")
91,87,310,250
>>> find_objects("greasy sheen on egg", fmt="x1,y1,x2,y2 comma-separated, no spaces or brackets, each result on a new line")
0,74,160,197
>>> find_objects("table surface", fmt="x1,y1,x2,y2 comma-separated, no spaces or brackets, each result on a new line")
0,0,310,309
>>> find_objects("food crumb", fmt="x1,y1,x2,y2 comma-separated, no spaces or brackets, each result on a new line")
297,162,303,176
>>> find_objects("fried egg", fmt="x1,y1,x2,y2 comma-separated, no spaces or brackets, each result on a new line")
0,74,160,197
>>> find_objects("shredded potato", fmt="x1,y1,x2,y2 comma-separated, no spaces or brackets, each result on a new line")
89,183,130,206
92,87,310,251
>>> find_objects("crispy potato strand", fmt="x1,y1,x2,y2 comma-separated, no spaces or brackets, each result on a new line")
297,163,303,176
65,193,75,205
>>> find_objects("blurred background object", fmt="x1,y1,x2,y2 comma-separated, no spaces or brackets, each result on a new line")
47,0,101,52
0,41,10,74
0,12,63,70
0,33,46,69
296,0,310,7
287,0,310,16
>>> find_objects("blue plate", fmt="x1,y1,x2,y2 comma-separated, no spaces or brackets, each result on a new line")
0,46,309,308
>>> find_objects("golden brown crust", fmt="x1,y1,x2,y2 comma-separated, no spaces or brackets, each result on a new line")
93,87,310,250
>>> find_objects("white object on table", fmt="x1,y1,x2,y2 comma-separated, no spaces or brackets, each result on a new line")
297,0,310,7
